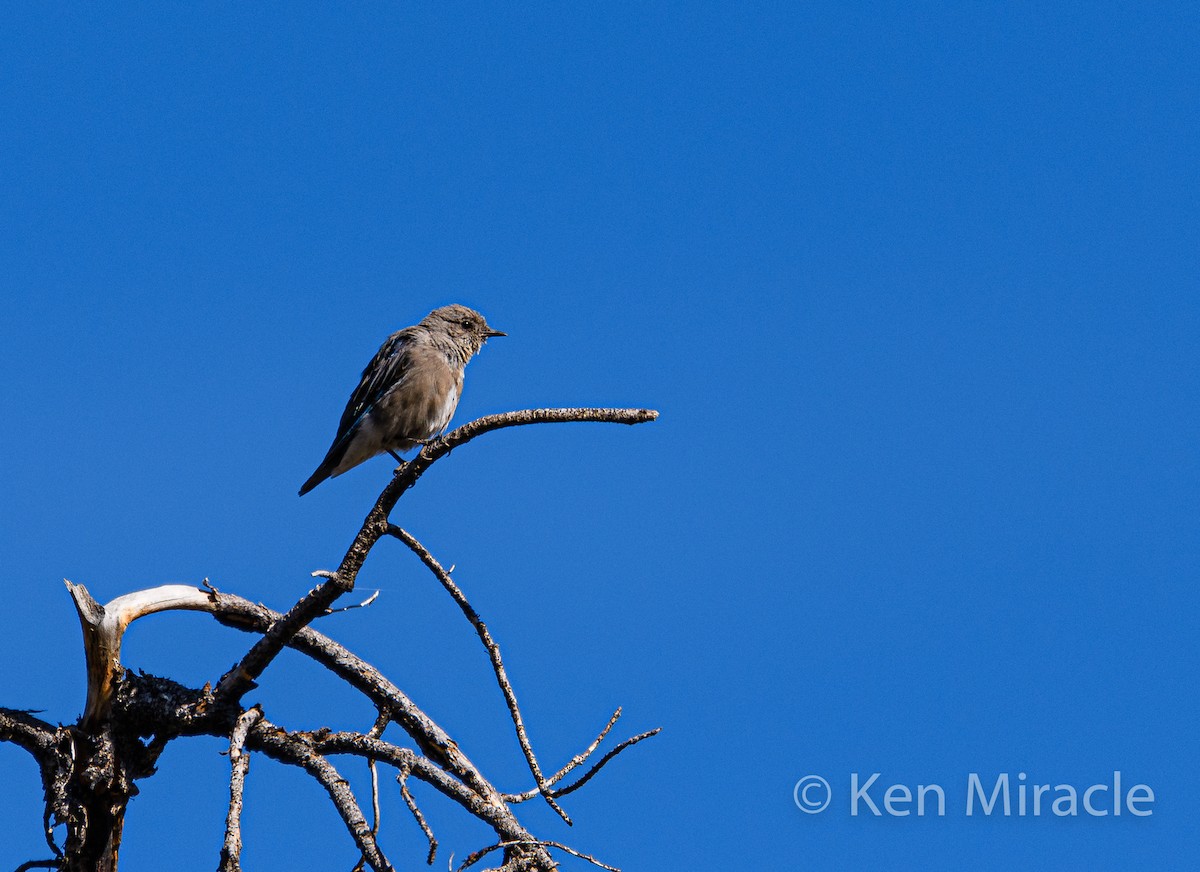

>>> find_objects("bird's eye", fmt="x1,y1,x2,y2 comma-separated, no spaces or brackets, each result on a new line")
461,319,472,329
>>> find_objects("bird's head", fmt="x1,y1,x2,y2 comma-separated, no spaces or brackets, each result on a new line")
423,304,505,358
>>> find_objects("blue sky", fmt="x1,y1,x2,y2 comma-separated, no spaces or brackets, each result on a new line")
1,3,1197,869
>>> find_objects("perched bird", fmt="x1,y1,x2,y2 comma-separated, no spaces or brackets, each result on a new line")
299,304,504,495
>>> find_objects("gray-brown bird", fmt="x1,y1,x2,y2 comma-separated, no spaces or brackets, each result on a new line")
299,304,504,495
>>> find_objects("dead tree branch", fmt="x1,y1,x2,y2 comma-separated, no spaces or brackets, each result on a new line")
456,839,620,872
14,861,62,872
0,708,58,777
247,718,395,872
215,407,657,705
397,759,437,865
218,706,263,872
64,583,213,728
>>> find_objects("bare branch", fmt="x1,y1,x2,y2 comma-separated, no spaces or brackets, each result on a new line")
218,706,263,872
369,759,381,842
301,733,535,848
397,760,437,865
101,589,544,862
366,710,390,740
536,729,661,801
540,709,621,793
1,709,69,861
387,525,569,824
324,590,381,616
214,407,656,705
60,577,652,872
14,860,61,872
0,708,58,769
456,839,619,872
207,593,497,788
248,719,394,872
63,582,213,727
348,755,381,872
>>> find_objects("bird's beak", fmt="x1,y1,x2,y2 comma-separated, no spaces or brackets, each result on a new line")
485,329,507,338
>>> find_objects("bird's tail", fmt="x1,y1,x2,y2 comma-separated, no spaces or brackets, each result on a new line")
298,426,359,496
298,463,332,496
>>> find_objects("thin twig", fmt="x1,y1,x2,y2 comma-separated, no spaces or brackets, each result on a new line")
349,758,381,872
539,729,661,801
456,839,619,872
370,760,381,842
505,709,621,801
387,525,571,825
13,861,61,872
219,706,263,872
397,760,437,864
324,590,381,616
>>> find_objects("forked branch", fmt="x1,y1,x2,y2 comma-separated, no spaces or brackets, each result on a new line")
215,407,656,705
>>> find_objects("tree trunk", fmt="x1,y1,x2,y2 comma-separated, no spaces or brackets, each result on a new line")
62,727,134,872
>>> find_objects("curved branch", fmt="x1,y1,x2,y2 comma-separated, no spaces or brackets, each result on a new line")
0,708,57,769
105,590,545,854
79,576,654,872
64,582,213,727
214,407,657,705
1,708,69,859
14,861,61,872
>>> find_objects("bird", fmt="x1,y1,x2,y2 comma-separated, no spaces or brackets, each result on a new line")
299,304,505,495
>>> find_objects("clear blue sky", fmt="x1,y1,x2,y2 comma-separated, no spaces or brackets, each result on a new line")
2,3,1197,869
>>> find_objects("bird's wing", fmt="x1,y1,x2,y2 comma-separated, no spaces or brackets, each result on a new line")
334,327,420,438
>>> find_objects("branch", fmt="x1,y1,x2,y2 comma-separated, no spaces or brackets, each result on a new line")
207,593,496,789
248,718,394,872
456,839,619,872
218,706,263,872
541,709,622,791
299,732,543,851
63,582,214,727
105,589,547,858
501,708,661,803
0,708,57,770
1,709,70,860
214,407,656,705
526,729,662,802
349,758,382,872
396,759,437,865
387,525,570,823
